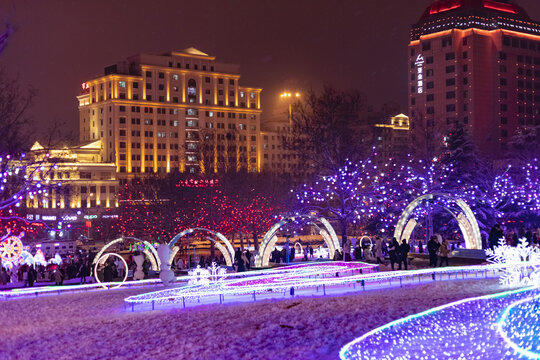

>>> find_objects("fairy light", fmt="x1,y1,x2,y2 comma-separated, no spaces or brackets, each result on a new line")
340,286,540,360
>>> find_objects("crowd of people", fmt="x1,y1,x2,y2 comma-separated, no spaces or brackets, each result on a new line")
0,254,93,288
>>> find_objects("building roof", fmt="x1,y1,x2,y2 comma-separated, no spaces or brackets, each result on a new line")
412,0,540,40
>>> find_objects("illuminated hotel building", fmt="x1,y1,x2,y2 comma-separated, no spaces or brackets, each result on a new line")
409,0,540,155
77,48,262,180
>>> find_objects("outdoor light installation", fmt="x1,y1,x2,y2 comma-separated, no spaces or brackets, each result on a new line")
339,286,540,359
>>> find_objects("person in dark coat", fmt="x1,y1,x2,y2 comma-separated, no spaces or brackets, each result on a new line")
103,262,114,282
234,249,245,272
427,236,440,267
418,240,424,254
388,238,400,271
399,239,410,270
488,224,503,249
28,267,36,287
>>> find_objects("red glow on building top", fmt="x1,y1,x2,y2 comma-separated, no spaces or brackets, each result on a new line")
483,0,518,14
429,0,462,15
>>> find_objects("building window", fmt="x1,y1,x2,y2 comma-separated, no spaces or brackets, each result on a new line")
119,81,126,88
422,41,431,51
442,37,452,47
146,71,152,78
426,94,434,102
445,52,455,60
446,104,456,112
446,78,455,86
445,65,455,73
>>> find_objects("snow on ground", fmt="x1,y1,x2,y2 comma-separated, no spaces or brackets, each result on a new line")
1,278,518,360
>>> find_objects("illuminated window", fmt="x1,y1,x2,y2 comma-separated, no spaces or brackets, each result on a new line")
119,81,126,88
172,74,178,80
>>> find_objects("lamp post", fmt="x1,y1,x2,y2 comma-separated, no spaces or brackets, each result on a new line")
279,91,301,126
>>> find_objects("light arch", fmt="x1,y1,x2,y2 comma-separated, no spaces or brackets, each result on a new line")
255,215,341,267
168,228,235,267
92,237,161,271
393,193,482,250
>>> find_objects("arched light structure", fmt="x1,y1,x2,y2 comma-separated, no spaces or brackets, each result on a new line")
92,237,161,271
393,193,482,250
255,215,341,267
168,228,235,267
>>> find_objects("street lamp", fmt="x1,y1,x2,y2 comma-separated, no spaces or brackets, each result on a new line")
279,91,301,125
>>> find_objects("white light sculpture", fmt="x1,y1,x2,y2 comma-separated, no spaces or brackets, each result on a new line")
486,237,540,286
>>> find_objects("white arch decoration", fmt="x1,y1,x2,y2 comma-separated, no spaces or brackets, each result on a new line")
255,215,341,267
167,228,235,267
92,237,161,271
393,193,482,250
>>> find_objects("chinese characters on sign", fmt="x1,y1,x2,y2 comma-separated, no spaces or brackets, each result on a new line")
415,54,425,94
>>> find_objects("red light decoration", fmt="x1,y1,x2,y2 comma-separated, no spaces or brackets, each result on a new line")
429,0,462,15
483,0,518,14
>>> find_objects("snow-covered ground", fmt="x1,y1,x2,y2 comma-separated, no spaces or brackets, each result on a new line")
1,278,519,360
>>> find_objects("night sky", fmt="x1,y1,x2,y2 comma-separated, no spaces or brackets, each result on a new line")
2,0,540,141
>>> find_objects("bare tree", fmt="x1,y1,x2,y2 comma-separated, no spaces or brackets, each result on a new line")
0,69,36,154
284,86,370,176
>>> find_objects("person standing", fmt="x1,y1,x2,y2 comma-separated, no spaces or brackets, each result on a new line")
388,238,400,271
309,245,314,259
375,237,383,264
439,240,450,267
343,238,352,261
399,239,410,270
418,240,424,254
427,236,440,267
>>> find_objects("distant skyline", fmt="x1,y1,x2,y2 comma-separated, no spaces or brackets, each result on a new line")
2,0,540,143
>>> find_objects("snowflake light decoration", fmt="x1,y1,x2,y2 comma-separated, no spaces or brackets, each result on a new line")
485,238,540,286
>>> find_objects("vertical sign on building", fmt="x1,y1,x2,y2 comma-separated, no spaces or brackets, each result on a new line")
415,54,425,94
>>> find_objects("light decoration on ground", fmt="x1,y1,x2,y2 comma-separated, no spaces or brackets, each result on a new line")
123,262,523,309
187,262,227,286
48,253,62,265
33,249,47,266
496,294,540,359
187,265,211,286
0,231,23,263
18,250,35,267
339,286,540,360
486,237,540,286
93,252,128,289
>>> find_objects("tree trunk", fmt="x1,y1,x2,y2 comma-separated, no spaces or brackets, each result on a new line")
239,233,244,250
253,232,259,251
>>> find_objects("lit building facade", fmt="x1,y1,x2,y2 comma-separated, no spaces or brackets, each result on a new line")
25,140,118,211
260,120,299,173
375,113,411,161
77,48,262,180
409,0,540,156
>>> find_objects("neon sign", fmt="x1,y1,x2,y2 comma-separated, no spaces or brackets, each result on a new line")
415,54,425,94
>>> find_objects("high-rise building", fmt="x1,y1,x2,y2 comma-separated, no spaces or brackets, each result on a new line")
77,48,262,180
409,0,540,156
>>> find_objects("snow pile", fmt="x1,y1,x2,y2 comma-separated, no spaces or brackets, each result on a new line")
0,278,515,360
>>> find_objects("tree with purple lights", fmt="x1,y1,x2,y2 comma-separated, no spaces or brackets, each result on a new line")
295,155,387,244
